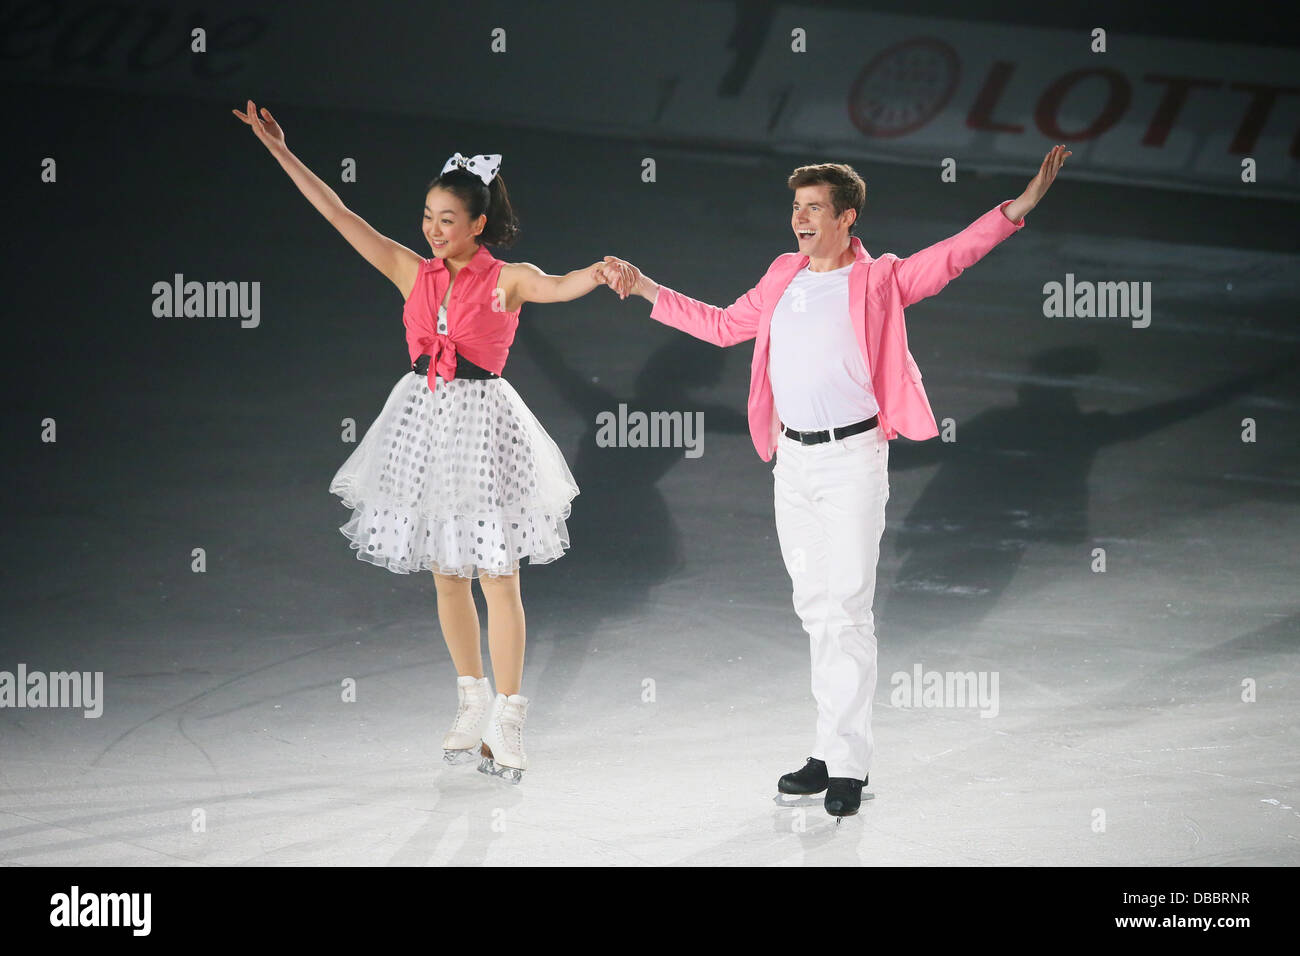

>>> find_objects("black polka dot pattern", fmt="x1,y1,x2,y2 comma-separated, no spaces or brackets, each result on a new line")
329,372,579,577
441,152,501,185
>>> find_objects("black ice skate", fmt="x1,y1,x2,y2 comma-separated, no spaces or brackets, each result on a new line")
776,757,829,804
824,776,867,820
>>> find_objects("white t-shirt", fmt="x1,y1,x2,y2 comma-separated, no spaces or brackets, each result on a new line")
768,262,879,432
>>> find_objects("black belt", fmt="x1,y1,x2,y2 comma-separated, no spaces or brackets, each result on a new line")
412,353,500,380
781,415,877,445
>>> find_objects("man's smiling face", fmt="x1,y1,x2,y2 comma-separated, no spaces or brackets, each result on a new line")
791,183,856,257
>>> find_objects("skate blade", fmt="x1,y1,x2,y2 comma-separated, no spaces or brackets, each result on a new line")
476,756,524,785
443,747,480,765
476,745,524,784
773,793,824,807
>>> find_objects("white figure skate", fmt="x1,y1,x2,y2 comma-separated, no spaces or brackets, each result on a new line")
443,676,493,764
477,692,529,785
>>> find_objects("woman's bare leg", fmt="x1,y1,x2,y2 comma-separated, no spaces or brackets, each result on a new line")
433,571,483,677
478,570,526,696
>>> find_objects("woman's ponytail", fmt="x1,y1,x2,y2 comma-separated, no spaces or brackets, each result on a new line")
427,165,520,248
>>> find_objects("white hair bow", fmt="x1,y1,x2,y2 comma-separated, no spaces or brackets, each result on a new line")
440,152,502,185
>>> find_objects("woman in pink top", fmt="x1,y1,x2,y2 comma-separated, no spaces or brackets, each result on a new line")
235,102,621,784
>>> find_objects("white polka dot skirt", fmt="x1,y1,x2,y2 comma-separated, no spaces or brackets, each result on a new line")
328,372,580,577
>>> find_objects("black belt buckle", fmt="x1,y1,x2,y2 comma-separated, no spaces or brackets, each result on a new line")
783,415,877,445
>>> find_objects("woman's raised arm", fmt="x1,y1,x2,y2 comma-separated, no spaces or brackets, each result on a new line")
233,100,423,298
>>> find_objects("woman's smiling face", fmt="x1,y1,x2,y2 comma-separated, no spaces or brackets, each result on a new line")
424,187,486,258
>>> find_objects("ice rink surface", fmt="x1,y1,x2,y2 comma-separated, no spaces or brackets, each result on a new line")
2,82,1297,866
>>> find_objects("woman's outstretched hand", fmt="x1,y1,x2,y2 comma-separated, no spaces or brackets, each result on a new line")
232,99,286,152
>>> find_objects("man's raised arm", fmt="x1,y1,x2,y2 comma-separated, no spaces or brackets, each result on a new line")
894,144,1070,309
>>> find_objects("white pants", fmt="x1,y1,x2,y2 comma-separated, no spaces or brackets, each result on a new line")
773,424,890,780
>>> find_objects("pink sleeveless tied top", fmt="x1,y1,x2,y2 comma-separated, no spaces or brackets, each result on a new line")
403,242,521,392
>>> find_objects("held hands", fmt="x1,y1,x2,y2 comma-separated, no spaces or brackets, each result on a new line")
591,256,641,300
232,99,286,152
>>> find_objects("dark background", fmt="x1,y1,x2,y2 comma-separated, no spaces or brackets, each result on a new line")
0,0,1296,867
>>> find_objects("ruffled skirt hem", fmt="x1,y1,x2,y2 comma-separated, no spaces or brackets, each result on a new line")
327,372,579,577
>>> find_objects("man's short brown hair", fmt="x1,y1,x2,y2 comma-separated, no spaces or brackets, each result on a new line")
787,163,866,234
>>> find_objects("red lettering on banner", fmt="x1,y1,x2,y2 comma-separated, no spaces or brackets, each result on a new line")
966,61,1024,133
1035,67,1131,140
1142,74,1221,146
950,59,1300,160
1228,82,1300,153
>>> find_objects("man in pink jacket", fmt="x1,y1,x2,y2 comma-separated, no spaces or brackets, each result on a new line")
604,146,1070,817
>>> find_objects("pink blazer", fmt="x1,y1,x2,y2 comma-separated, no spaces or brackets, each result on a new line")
649,200,1026,461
